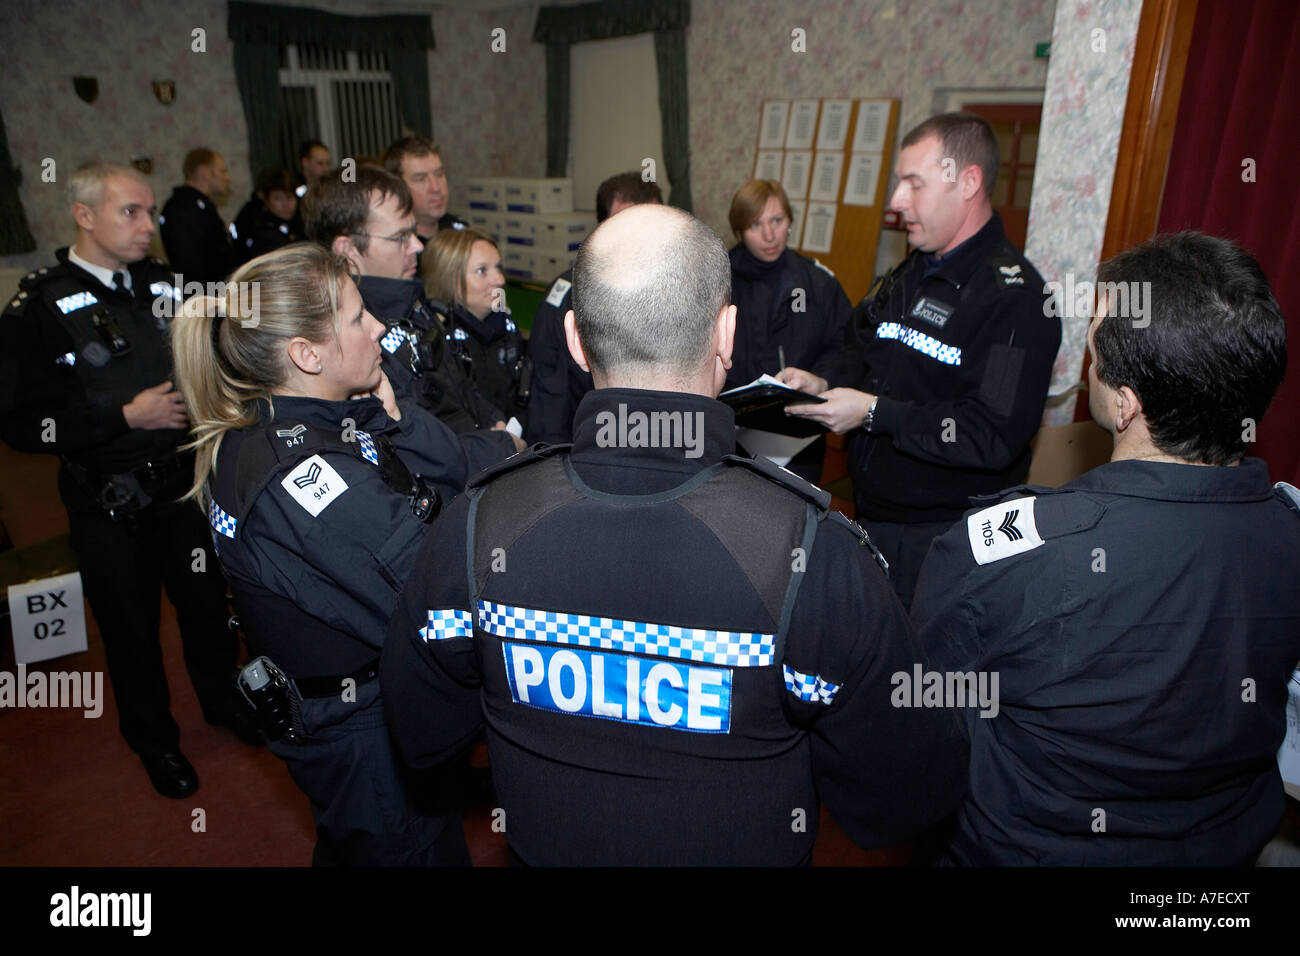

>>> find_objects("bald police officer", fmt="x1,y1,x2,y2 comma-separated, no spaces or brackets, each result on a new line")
381,204,968,865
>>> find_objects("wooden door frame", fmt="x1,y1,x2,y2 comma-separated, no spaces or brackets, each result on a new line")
1072,0,1200,420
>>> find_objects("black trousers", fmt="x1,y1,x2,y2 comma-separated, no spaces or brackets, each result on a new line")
59,468,238,757
267,686,471,867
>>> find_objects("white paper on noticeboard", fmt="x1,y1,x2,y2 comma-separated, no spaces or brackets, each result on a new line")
852,100,890,153
809,152,845,203
816,100,852,151
760,101,790,149
800,202,838,254
754,150,783,182
844,152,882,206
781,151,812,200
788,199,807,249
785,100,819,150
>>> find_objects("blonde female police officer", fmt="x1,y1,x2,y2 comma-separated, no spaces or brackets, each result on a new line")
171,243,474,865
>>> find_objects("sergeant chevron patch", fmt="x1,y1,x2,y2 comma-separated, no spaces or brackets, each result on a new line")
966,496,1044,565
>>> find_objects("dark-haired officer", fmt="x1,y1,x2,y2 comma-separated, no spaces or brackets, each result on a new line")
786,112,1061,610
381,204,968,865
159,148,237,284
913,232,1300,865
524,171,663,445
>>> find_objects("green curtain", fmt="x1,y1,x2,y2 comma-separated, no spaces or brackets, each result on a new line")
653,26,691,212
226,1,436,173
0,106,36,255
533,0,692,211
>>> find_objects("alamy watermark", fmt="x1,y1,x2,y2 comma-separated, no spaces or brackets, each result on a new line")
1044,276,1152,328
152,275,261,326
0,664,103,718
891,663,999,718
594,403,705,459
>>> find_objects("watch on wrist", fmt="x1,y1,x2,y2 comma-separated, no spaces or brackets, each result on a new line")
864,397,878,432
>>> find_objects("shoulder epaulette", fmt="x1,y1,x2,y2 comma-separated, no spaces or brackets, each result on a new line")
963,488,1105,566
468,442,571,489
990,255,1029,290
1274,481,1300,517
720,453,831,511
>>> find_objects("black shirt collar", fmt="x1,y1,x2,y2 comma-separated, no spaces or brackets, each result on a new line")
1065,457,1275,503
356,274,423,323
257,394,392,432
569,388,736,493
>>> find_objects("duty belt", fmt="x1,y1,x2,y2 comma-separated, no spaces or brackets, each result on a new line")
293,659,380,699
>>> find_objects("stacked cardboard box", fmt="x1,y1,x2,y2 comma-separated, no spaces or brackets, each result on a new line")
465,177,595,282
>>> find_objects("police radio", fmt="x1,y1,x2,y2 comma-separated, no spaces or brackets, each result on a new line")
91,309,131,355
237,657,301,742
411,326,446,374
513,355,533,406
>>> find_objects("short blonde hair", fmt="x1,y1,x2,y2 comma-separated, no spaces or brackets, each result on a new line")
422,227,496,307
727,179,793,243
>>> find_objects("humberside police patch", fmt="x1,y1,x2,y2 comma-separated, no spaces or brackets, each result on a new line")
910,296,954,329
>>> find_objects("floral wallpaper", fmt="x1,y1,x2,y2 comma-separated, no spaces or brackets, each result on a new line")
1025,0,1140,425
687,0,1056,242
3,0,1131,419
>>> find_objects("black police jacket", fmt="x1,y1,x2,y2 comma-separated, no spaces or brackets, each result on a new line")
831,212,1060,523
726,246,852,390
159,184,236,284
444,301,526,425
523,269,593,446
381,388,969,865
0,248,186,475
230,195,300,266
913,458,1300,865
207,394,469,679
356,275,514,473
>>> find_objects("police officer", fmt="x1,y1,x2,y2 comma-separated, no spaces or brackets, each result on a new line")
423,229,529,428
301,166,520,465
170,242,474,865
159,148,237,285
525,172,661,446
230,167,302,266
381,205,968,865
0,162,246,798
728,178,852,483
913,232,1300,865
787,112,1061,609
382,136,467,247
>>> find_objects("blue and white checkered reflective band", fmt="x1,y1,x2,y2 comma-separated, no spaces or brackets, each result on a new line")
55,291,98,314
355,430,379,466
783,664,840,704
477,600,774,667
876,321,962,366
420,608,474,641
452,327,467,341
209,499,237,539
380,325,408,354
149,281,182,301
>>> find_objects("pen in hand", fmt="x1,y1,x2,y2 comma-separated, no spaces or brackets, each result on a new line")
778,346,786,383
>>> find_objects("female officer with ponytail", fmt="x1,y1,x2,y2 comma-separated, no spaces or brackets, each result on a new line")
171,242,474,865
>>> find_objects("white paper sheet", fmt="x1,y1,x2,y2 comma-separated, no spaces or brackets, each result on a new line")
809,152,845,203
754,150,783,182
800,202,838,254
785,100,819,150
781,151,812,200
736,428,821,468
852,100,890,153
759,101,790,149
816,100,852,151
843,152,882,206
